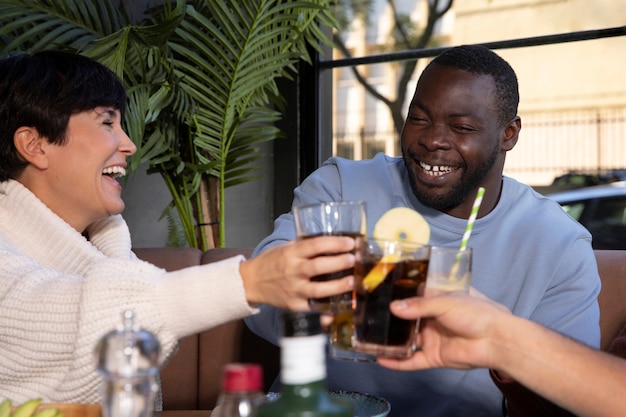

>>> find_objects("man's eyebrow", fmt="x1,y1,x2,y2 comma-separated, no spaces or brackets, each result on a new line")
448,111,475,118
409,99,429,113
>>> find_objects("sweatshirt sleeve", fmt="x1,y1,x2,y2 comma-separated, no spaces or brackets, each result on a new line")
246,160,346,344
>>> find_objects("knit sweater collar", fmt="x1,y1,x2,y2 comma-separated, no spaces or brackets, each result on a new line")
0,180,133,274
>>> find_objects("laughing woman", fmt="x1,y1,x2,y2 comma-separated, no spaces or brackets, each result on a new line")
0,50,355,405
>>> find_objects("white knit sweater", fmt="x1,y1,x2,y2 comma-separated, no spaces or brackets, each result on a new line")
0,180,257,404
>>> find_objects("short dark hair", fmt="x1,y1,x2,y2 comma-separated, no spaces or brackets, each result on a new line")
429,45,519,125
0,50,127,181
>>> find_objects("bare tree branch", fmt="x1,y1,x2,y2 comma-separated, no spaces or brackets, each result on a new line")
333,0,454,143
332,31,394,108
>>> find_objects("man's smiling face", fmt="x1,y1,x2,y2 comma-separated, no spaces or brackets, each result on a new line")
401,64,508,218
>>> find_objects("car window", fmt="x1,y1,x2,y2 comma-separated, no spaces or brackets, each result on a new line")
586,197,626,230
561,202,586,221
583,197,626,250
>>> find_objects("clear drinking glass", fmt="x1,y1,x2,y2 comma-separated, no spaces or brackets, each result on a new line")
425,246,472,295
293,201,376,362
352,239,431,358
293,200,366,313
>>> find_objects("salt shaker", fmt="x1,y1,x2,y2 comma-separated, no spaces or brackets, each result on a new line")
96,310,161,417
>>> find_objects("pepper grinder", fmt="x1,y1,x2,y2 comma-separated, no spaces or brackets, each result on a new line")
96,310,161,417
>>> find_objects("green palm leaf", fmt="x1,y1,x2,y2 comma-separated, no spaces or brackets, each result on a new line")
0,0,338,248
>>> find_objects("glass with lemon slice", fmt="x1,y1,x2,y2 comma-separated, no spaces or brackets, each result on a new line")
352,238,431,358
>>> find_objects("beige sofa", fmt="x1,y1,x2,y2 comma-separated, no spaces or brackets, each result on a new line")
134,247,626,411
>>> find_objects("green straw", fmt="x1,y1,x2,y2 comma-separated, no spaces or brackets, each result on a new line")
447,187,485,283
459,187,485,251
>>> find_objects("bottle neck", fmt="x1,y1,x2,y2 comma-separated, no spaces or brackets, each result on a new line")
280,380,326,398
280,334,326,385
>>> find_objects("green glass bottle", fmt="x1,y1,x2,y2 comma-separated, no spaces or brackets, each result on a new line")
256,311,353,417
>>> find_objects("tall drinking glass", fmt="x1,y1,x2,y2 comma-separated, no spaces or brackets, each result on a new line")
292,201,366,313
293,201,374,362
352,239,430,358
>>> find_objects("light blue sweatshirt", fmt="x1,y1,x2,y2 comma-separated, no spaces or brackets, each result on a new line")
246,153,600,417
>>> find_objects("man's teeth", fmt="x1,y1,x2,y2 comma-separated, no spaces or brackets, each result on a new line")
419,161,455,176
102,166,126,178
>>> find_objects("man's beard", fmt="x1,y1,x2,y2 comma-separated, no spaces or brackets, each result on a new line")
406,144,499,211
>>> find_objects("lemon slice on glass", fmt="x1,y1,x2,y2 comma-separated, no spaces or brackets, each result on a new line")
372,207,430,245
364,207,430,292
362,254,400,292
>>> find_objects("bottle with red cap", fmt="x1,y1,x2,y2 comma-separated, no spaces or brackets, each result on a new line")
212,363,266,417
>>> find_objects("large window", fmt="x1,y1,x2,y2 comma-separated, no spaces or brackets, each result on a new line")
312,2,626,188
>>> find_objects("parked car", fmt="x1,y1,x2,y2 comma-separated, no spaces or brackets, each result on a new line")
538,169,626,195
547,181,626,250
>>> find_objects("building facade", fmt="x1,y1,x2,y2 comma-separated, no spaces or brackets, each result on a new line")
332,0,626,186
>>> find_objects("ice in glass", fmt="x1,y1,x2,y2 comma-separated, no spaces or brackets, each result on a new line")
352,239,430,358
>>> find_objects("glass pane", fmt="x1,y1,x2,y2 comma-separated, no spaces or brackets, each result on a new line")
327,1,626,191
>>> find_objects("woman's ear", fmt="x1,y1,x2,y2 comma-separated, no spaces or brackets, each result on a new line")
13,127,49,169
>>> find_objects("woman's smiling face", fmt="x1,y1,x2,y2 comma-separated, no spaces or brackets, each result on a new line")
33,107,137,232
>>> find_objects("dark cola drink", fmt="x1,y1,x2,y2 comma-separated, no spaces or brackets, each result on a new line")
301,231,364,313
352,244,430,358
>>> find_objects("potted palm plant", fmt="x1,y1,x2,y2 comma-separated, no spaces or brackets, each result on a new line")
0,0,336,249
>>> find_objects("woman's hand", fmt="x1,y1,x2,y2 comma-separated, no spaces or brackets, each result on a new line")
239,236,355,310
